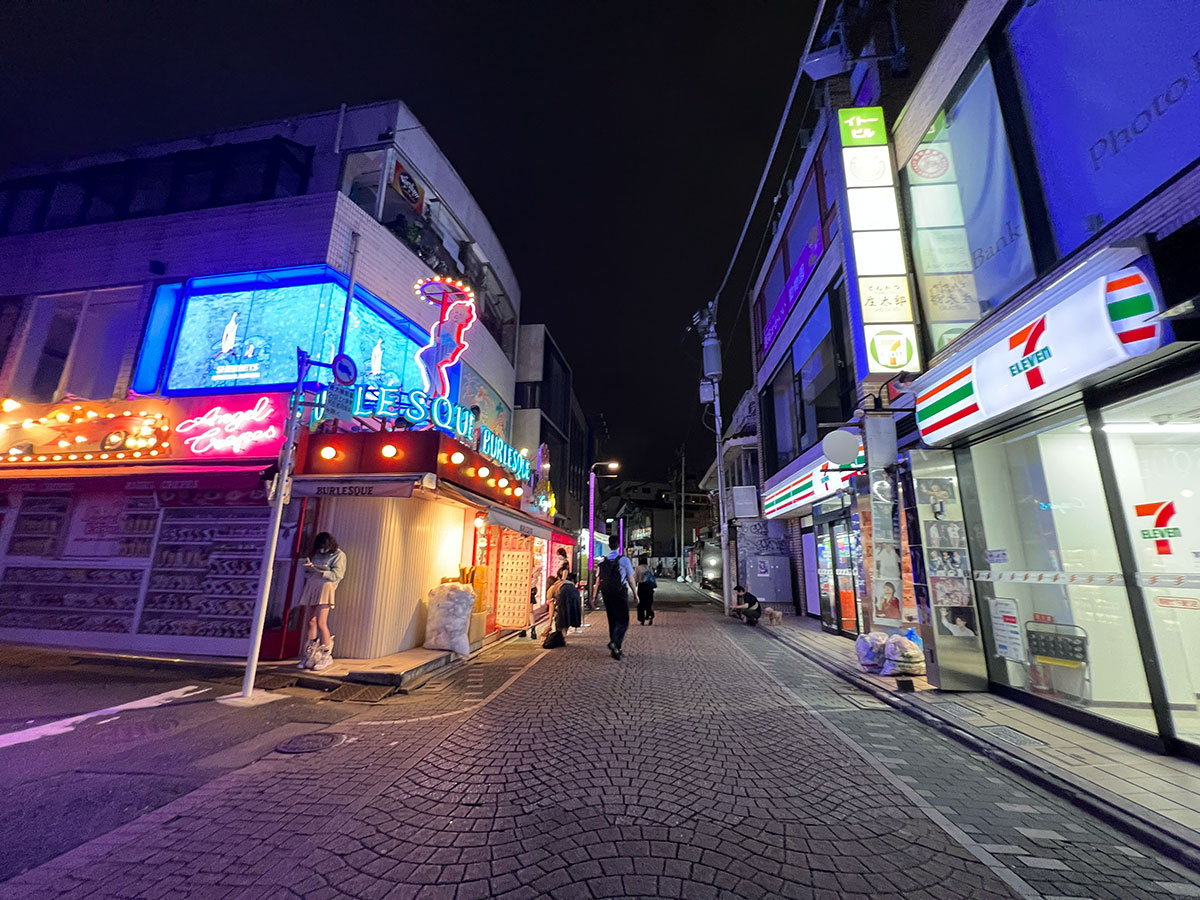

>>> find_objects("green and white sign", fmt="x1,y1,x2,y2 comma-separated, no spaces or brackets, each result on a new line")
839,106,887,147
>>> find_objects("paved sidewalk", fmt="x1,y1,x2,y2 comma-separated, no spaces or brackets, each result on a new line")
2,595,1198,899
763,612,1200,865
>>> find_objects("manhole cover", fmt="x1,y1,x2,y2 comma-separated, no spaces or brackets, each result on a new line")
931,701,981,720
325,684,394,703
978,725,1045,748
218,673,298,691
275,732,345,754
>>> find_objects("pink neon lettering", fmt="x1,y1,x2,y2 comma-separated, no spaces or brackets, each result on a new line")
176,396,279,456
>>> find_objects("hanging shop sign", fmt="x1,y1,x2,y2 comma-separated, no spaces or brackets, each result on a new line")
838,107,921,376
914,262,1165,443
762,443,865,519
0,394,289,468
413,277,477,400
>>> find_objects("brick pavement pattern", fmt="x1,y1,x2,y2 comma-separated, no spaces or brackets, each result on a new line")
1,588,1197,899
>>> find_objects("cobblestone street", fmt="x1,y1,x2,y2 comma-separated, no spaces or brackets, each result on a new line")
3,587,1199,899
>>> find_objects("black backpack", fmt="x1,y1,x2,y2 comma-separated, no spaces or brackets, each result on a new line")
598,556,625,594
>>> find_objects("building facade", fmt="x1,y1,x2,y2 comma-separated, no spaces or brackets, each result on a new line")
744,0,1200,756
0,100,573,661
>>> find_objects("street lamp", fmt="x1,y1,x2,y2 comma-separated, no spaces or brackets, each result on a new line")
587,460,620,602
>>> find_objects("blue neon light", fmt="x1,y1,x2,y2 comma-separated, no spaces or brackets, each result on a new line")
160,265,429,396
132,283,184,395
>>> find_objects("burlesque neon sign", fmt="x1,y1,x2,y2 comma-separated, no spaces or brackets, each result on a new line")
176,396,281,456
413,277,477,400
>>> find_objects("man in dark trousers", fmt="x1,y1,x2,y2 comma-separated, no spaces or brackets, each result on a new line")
731,585,763,626
593,534,636,659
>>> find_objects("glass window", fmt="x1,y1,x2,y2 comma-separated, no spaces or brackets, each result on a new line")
965,408,1156,734
173,154,218,211
904,60,1035,354
761,359,799,476
791,297,843,450
83,166,133,224
763,248,787,316
1006,0,1200,255
5,183,46,235
129,158,174,217
340,149,386,219
44,178,87,230
60,287,141,400
216,143,271,206
14,292,85,402
1101,375,1200,747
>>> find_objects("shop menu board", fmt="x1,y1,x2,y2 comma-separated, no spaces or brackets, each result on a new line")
494,530,533,629
140,506,268,639
0,479,269,644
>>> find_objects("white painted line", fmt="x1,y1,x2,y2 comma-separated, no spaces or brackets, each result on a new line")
0,685,210,750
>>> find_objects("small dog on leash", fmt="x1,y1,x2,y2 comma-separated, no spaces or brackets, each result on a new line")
765,608,783,626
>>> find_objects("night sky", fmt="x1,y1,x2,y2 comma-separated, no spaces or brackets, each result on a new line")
0,1,817,480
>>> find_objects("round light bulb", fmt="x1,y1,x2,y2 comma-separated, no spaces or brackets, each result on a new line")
478,466,490,478
450,451,465,464
381,444,398,458
319,445,337,460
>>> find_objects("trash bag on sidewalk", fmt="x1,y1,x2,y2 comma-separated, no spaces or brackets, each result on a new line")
856,632,888,673
880,633,926,676
424,583,475,657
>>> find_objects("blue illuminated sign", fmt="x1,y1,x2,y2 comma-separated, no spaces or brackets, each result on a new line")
159,266,429,396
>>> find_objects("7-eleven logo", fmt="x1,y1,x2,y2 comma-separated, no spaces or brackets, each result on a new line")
1008,316,1051,389
1136,501,1181,555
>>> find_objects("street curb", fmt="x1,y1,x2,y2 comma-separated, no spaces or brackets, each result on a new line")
755,621,1200,875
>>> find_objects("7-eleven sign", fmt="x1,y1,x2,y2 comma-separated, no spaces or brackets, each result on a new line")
1135,501,1181,555
1007,315,1051,389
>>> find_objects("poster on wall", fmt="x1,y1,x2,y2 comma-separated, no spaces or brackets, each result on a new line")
458,364,511,442
871,541,903,626
936,606,979,638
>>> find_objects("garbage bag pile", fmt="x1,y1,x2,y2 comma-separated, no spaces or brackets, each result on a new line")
855,632,887,673
881,632,926,676
424,582,475,657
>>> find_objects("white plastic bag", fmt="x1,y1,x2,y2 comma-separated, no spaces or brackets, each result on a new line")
855,631,888,673
880,633,926,676
424,582,475,657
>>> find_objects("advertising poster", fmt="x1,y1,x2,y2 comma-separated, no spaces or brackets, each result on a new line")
937,605,979,638
63,491,128,559
930,576,972,607
989,596,1025,661
871,541,903,626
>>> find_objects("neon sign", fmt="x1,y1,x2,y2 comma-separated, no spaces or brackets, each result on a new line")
480,426,531,481
413,277,477,399
176,396,281,456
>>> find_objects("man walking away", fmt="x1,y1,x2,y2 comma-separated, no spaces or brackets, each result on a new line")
594,534,636,659
731,585,763,626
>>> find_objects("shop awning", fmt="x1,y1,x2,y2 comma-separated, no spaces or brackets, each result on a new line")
437,481,554,540
290,473,434,499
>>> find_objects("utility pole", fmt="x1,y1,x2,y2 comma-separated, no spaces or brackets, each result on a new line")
679,448,686,580
696,301,732,614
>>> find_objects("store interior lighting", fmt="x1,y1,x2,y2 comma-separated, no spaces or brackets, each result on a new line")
1078,422,1200,434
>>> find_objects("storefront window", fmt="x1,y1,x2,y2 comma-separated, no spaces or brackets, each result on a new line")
340,149,386,218
965,407,1157,734
1102,376,1200,746
793,297,841,450
762,359,798,475
904,60,1035,354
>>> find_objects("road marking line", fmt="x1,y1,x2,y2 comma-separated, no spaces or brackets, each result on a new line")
0,686,210,750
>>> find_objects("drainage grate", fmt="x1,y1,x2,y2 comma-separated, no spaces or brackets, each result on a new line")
978,725,1046,748
324,684,394,703
275,732,345,754
219,673,298,691
931,701,982,720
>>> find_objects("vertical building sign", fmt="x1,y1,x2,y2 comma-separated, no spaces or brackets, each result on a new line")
839,107,922,377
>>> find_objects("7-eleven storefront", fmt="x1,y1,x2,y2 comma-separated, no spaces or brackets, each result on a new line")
907,253,1200,756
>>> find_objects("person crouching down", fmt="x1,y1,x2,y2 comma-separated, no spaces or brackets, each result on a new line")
730,585,762,626
298,532,347,670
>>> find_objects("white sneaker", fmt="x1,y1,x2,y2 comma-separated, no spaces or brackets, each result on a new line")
299,639,319,669
312,645,334,670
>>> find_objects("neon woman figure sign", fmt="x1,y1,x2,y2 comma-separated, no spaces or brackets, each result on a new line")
413,276,477,400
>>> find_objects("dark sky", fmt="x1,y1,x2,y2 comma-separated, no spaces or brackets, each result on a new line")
0,0,817,480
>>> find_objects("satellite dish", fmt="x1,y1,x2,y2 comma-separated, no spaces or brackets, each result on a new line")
821,429,861,465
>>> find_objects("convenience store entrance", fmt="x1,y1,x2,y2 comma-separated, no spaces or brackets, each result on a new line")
814,499,862,636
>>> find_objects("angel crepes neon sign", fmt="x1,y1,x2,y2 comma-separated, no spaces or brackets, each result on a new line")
176,396,281,456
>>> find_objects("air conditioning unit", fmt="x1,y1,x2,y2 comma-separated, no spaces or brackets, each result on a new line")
731,485,760,519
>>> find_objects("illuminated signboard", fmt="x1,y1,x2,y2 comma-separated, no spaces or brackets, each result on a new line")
175,396,282,457
914,263,1165,444
763,443,865,519
161,266,428,396
838,107,921,376
349,385,531,481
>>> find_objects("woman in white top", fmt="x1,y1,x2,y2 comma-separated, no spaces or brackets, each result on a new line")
298,532,347,670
